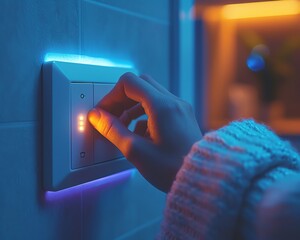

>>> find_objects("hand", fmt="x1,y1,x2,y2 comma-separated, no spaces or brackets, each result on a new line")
88,73,202,192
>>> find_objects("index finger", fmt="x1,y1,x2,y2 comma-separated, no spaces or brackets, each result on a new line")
97,72,161,117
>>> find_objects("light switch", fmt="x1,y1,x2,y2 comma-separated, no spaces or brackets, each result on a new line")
93,84,123,164
71,83,94,169
43,61,136,191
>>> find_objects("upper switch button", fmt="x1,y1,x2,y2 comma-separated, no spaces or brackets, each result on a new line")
93,84,123,164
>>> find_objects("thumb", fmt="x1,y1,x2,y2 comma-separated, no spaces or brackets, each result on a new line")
88,108,133,154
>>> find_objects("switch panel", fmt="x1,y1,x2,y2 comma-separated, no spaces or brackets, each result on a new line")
43,61,136,191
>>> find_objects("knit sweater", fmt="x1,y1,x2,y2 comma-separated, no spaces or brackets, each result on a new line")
159,119,300,240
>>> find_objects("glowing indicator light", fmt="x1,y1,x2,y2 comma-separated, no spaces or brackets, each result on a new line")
78,114,85,132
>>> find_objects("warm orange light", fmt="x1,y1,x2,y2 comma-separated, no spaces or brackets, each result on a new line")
222,0,300,19
78,114,85,132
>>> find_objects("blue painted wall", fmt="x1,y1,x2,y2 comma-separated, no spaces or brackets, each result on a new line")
0,1,169,239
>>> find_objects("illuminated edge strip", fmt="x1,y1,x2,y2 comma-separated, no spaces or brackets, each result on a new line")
45,169,135,201
44,53,134,68
222,0,300,19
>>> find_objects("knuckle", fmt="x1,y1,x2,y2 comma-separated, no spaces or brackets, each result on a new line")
153,97,194,118
119,72,135,84
155,97,175,112
155,97,185,114
140,73,150,80
182,100,193,112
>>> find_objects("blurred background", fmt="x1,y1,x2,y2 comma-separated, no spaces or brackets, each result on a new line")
194,0,300,149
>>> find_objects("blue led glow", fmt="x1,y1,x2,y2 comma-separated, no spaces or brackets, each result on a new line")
45,169,135,201
247,53,265,72
44,53,134,68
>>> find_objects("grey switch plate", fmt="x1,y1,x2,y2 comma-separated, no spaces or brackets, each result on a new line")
43,61,136,191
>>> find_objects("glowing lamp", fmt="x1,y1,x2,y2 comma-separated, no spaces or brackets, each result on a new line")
222,0,300,19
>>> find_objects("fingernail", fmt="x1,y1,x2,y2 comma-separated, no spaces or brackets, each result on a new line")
88,108,101,127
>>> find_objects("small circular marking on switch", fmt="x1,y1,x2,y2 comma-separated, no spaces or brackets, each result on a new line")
80,152,86,158
80,94,85,99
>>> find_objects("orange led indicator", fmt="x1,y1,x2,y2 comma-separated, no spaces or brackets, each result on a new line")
78,114,85,132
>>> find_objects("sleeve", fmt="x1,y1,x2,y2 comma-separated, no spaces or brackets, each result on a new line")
158,119,300,240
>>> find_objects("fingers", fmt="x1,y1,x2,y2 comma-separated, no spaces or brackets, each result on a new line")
88,108,134,154
140,74,176,98
119,103,145,127
88,107,150,165
134,120,148,137
97,72,161,117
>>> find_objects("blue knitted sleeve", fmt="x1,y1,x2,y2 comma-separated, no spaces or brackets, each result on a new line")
158,119,300,240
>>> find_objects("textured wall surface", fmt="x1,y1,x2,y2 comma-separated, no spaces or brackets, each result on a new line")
0,1,169,239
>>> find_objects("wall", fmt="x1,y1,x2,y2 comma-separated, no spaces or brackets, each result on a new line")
0,0,169,239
